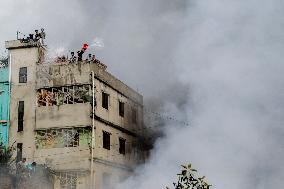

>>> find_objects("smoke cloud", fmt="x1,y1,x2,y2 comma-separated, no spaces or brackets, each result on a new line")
1,0,284,188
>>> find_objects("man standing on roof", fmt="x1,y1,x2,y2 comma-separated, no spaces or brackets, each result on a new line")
40,28,46,45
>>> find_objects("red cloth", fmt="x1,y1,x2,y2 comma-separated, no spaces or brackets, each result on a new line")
82,43,89,50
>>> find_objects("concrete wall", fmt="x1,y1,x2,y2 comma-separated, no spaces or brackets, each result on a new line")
94,120,139,166
34,147,91,171
36,62,90,88
94,78,143,133
8,46,39,161
36,103,91,129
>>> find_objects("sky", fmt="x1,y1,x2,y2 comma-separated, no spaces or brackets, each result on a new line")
1,0,284,188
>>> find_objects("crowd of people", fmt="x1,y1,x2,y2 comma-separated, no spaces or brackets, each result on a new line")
17,29,106,69
19,28,46,45
55,44,107,70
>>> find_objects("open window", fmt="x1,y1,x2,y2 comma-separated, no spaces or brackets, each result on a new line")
102,92,109,110
119,101,124,117
18,101,24,132
119,138,126,155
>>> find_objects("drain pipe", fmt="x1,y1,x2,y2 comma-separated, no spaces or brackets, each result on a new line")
91,71,95,189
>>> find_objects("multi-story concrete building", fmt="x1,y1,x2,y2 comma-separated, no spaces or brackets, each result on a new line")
6,39,146,189
0,66,10,148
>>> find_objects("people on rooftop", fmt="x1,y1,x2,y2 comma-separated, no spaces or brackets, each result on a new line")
19,28,46,45
69,52,76,63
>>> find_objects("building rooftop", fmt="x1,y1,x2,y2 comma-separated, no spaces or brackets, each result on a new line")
36,61,143,105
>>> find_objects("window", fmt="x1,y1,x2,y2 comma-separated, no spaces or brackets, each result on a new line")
35,128,91,149
16,143,23,162
19,67,27,83
119,101,124,117
102,92,109,110
119,138,126,155
18,101,24,132
103,131,110,150
132,108,137,124
37,85,91,107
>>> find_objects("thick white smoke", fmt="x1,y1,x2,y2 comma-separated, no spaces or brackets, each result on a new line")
118,1,284,189
1,0,284,189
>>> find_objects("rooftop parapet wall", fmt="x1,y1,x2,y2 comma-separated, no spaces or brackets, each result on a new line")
36,61,143,105
89,63,143,105
5,40,41,49
36,61,90,88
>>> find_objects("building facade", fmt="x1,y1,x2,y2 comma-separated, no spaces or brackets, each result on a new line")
6,40,146,189
0,66,10,148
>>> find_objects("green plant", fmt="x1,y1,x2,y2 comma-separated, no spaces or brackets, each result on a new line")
167,164,211,189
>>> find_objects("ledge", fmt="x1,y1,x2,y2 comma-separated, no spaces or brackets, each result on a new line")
5,40,40,49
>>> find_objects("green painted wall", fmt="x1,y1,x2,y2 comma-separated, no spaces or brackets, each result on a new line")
0,67,10,147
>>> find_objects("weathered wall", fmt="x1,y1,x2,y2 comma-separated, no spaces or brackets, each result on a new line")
36,62,90,88
94,78,143,133
36,103,91,129
94,120,140,166
8,46,38,161
34,147,91,171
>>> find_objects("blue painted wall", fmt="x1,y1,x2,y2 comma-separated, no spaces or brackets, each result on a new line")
0,67,10,147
